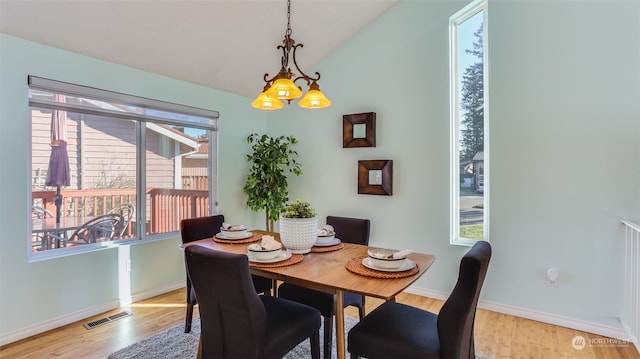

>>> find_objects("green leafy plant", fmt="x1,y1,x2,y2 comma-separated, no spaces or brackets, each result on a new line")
243,133,302,231
281,200,317,219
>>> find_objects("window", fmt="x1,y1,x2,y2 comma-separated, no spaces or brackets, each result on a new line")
449,0,489,245
28,76,218,258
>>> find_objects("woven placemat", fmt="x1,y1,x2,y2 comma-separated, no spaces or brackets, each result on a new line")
212,232,262,244
346,256,419,279
310,242,345,253
249,253,304,268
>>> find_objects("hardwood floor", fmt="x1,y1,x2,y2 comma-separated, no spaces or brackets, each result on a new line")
1,288,638,358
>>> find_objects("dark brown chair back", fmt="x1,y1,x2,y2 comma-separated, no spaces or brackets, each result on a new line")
326,216,370,245
185,245,266,358
180,215,225,244
437,240,492,359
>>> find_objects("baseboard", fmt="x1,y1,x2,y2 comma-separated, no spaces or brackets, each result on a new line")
405,285,634,345
0,281,185,347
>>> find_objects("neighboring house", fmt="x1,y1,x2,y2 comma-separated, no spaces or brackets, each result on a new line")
182,137,209,190
472,151,484,193
31,106,199,193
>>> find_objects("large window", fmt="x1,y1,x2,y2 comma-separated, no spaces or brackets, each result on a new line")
28,76,218,258
449,0,489,245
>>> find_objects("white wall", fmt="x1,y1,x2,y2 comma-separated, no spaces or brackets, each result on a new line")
0,33,267,343
267,0,640,336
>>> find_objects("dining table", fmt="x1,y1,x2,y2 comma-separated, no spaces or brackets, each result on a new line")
183,230,436,359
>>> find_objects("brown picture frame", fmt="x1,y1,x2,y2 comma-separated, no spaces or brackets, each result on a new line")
343,112,376,148
358,160,393,195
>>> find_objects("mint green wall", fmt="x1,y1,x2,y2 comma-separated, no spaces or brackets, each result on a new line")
268,0,639,330
0,33,267,338
1,0,639,343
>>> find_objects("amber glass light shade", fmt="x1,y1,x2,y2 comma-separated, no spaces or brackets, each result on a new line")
298,81,331,109
251,91,284,110
267,78,303,100
298,89,331,109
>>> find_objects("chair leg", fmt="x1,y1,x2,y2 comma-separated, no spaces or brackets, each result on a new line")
310,330,321,359
185,303,194,333
323,315,333,359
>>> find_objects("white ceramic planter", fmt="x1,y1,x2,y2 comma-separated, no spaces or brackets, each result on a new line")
279,216,318,254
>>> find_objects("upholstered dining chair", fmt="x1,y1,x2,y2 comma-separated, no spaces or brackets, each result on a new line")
184,244,321,359
347,240,492,359
179,215,273,333
278,215,371,359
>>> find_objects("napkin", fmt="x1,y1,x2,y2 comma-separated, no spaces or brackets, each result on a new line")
248,235,281,251
222,223,247,231
392,249,413,259
318,225,335,236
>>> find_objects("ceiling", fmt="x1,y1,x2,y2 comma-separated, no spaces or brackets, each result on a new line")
0,0,398,98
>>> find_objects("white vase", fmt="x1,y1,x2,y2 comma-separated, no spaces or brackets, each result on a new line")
279,216,318,254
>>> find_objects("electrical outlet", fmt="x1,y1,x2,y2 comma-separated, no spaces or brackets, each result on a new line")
126,260,132,272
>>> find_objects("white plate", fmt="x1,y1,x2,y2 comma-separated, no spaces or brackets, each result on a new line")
314,238,342,247
215,231,253,240
361,257,416,272
248,250,292,263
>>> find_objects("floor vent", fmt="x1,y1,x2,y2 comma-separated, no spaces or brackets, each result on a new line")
83,311,132,329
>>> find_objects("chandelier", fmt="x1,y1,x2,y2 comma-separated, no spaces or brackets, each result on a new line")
251,0,331,110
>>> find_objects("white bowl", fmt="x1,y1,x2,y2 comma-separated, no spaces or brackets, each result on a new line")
220,225,248,239
316,233,335,245
367,248,407,269
247,244,282,260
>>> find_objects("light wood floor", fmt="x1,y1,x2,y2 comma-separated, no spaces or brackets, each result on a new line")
1,288,638,358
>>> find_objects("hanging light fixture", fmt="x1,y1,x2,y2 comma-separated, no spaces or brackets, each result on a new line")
251,0,331,110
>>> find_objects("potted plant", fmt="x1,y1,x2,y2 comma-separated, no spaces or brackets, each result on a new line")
279,200,318,254
243,133,302,232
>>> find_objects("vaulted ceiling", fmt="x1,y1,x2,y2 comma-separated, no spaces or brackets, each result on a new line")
0,0,398,98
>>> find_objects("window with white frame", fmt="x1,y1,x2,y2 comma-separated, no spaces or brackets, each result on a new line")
449,0,489,245
28,76,218,257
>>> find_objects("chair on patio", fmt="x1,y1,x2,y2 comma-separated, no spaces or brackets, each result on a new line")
63,213,125,246
185,244,321,359
180,215,274,333
347,240,492,359
108,203,135,237
32,205,54,219
278,215,371,359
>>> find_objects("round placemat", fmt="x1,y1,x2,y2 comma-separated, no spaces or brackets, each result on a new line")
310,242,345,253
212,232,262,244
249,253,304,268
346,256,419,279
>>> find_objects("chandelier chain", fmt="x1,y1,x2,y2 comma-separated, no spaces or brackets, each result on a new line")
286,0,292,37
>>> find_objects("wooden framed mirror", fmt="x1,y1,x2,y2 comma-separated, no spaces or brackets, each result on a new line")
358,160,392,195
343,112,376,148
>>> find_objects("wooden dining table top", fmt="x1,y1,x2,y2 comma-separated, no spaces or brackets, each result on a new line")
183,230,436,301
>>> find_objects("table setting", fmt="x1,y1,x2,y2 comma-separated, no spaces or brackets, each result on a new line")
246,234,303,268
212,223,263,244
346,248,419,278
310,224,345,252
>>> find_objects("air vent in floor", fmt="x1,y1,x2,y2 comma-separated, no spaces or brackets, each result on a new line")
83,311,132,329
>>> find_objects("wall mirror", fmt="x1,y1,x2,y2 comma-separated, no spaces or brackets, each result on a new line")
358,160,392,195
343,112,376,148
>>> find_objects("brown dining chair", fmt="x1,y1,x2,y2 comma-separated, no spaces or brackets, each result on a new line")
278,215,371,359
180,215,273,333
347,240,492,359
185,244,321,359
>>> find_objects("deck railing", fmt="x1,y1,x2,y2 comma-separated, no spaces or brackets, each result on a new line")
622,219,640,351
32,188,208,240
